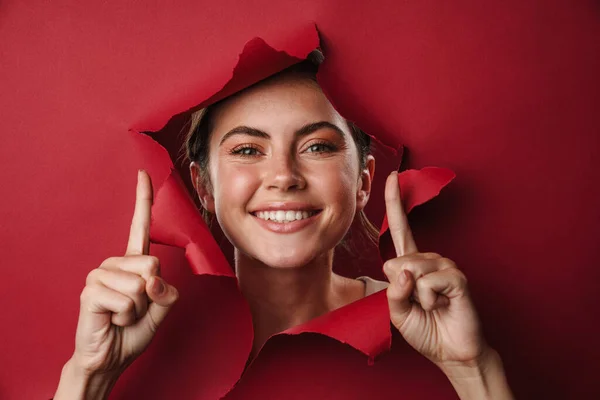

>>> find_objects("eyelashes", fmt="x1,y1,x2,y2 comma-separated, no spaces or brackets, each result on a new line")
305,141,337,153
229,140,338,157
230,144,261,157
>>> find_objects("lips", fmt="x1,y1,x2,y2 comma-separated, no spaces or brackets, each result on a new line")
248,201,321,214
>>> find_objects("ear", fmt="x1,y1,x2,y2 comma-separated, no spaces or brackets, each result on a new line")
356,155,375,212
190,161,215,213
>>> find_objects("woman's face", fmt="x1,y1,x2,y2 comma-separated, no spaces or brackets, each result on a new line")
192,73,374,269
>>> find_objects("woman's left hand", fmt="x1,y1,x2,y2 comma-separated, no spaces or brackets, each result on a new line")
382,171,487,369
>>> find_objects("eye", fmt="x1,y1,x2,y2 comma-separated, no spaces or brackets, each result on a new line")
230,145,261,157
305,141,336,153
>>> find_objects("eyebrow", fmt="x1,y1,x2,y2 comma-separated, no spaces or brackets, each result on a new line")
218,121,347,146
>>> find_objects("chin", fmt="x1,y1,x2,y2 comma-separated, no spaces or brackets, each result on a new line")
249,245,322,269
261,252,315,269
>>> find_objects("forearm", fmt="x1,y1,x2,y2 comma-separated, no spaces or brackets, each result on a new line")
54,358,120,400
438,348,514,400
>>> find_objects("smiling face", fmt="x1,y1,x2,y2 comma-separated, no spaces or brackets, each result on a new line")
191,72,374,269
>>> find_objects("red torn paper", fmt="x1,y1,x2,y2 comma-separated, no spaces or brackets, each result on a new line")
150,170,234,277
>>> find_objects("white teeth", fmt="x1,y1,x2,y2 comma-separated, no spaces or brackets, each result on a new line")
254,209,318,223
275,210,285,222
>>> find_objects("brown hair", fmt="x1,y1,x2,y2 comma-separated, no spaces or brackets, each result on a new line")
184,51,380,249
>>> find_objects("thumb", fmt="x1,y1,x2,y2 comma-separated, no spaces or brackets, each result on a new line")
144,276,179,331
386,269,415,330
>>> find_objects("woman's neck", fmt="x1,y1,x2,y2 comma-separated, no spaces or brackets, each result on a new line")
235,249,365,358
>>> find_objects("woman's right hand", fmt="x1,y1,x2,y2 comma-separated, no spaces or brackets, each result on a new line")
55,170,179,399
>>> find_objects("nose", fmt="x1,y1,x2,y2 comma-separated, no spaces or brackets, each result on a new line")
264,153,306,192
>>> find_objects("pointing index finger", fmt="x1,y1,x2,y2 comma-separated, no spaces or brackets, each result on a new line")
126,170,153,256
384,171,418,257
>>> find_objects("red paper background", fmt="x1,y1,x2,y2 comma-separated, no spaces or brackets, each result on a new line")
1,1,599,399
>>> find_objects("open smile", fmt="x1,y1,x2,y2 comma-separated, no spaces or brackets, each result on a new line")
250,210,323,234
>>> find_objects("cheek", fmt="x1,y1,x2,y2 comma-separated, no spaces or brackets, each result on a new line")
213,164,260,212
311,160,358,208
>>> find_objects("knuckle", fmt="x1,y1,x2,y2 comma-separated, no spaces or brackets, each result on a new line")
383,258,402,275
143,255,161,276
99,256,119,269
113,313,134,327
446,267,467,286
120,297,135,314
401,259,418,273
422,252,441,259
382,260,394,274
132,276,146,295
418,297,431,310
440,257,457,270
415,277,429,292
455,271,468,288
85,268,101,285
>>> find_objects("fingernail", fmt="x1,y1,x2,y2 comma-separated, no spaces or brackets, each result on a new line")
389,170,397,177
152,277,165,295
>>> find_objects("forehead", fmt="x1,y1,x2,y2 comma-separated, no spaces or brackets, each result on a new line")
209,73,347,136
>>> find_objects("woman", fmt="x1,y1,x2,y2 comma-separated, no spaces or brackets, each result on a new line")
55,56,514,399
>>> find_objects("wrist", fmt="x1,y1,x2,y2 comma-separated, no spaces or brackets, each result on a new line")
436,346,497,380
54,357,121,400
436,347,514,400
